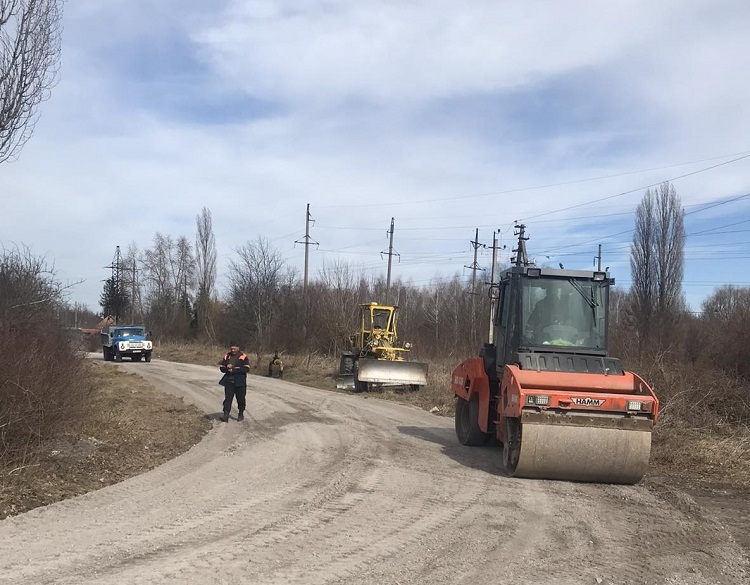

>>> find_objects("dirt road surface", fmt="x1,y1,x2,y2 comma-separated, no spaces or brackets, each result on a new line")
1,358,747,584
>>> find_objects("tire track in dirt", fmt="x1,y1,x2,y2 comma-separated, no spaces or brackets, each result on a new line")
35,380,391,584
1,360,748,585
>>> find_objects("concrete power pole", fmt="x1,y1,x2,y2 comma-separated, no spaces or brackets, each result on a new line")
487,230,499,345
465,228,483,342
295,203,318,301
382,218,399,304
132,258,136,323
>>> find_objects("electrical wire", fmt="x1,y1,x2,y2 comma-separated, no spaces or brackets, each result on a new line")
313,150,750,209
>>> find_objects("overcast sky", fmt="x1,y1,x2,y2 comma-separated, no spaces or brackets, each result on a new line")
3,0,750,313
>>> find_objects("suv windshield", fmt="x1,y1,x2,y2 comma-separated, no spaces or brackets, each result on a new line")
521,277,607,349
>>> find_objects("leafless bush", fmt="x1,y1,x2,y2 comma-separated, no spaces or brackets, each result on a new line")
0,322,96,464
0,247,96,466
630,358,750,429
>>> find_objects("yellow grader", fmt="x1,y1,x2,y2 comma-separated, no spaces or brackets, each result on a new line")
337,302,429,392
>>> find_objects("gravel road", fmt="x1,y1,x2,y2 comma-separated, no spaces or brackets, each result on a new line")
0,358,747,584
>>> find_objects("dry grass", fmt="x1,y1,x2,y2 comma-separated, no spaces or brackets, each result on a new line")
0,361,210,519
651,422,750,485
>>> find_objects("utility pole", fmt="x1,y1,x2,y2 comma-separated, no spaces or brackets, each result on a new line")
465,228,482,297
105,246,124,323
295,203,318,301
105,247,140,324
382,217,399,304
595,244,602,271
131,258,137,323
465,228,483,342
487,230,499,345
512,224,529,266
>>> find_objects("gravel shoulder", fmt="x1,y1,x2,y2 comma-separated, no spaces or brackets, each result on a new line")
0,357,748,584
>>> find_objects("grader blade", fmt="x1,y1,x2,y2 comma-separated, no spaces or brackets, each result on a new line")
335,374,356,390
357,358,428,387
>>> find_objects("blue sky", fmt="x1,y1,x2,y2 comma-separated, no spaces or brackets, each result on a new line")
3,0,750,312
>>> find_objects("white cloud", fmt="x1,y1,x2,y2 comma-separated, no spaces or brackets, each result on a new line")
2,0,750,312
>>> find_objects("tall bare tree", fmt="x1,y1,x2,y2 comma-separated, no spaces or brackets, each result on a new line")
194,207,217,339
313,259,361,354
140,233,195,337
629,182,685,357
171,235,195,327
0,0,62,162
227,237,284,355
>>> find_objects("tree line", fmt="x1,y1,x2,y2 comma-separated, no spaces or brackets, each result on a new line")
96,206,494,359
90,183,746,393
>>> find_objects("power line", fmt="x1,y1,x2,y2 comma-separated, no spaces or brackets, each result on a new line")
313,149,750,209
315,190,750,236
684,192,750,216
517,153,750,223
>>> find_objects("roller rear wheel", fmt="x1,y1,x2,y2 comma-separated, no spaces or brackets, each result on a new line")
455,395,488,446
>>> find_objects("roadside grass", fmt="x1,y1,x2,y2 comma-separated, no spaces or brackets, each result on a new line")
651,422,750,485
0,361,210,519
637,359,750,486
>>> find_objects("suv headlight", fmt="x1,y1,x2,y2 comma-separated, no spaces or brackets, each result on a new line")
145,341,152,350
119,342,127,350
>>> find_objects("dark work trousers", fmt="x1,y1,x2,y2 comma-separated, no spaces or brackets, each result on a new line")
222,383,247,415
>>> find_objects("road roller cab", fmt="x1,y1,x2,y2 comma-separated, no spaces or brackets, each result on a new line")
452,225,659,484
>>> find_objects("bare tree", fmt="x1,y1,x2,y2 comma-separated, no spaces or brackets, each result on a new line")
654,183,685,318
139,233,195,337
313,259,361,354
0,0,62,162
630,193,656,357
171,235,195,327
141,233,173,331
194,207,217,339
629,182,685,357
227,237,284,356
0,244,59,323
122,243,142,323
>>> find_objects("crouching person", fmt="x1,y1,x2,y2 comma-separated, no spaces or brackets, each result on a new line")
218,342,250,422
268,352,284,378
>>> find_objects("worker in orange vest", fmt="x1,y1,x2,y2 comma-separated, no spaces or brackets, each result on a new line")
218,342,250,422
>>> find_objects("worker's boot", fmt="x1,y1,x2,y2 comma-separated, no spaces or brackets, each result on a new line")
219,412,229,423
237,411,244,422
